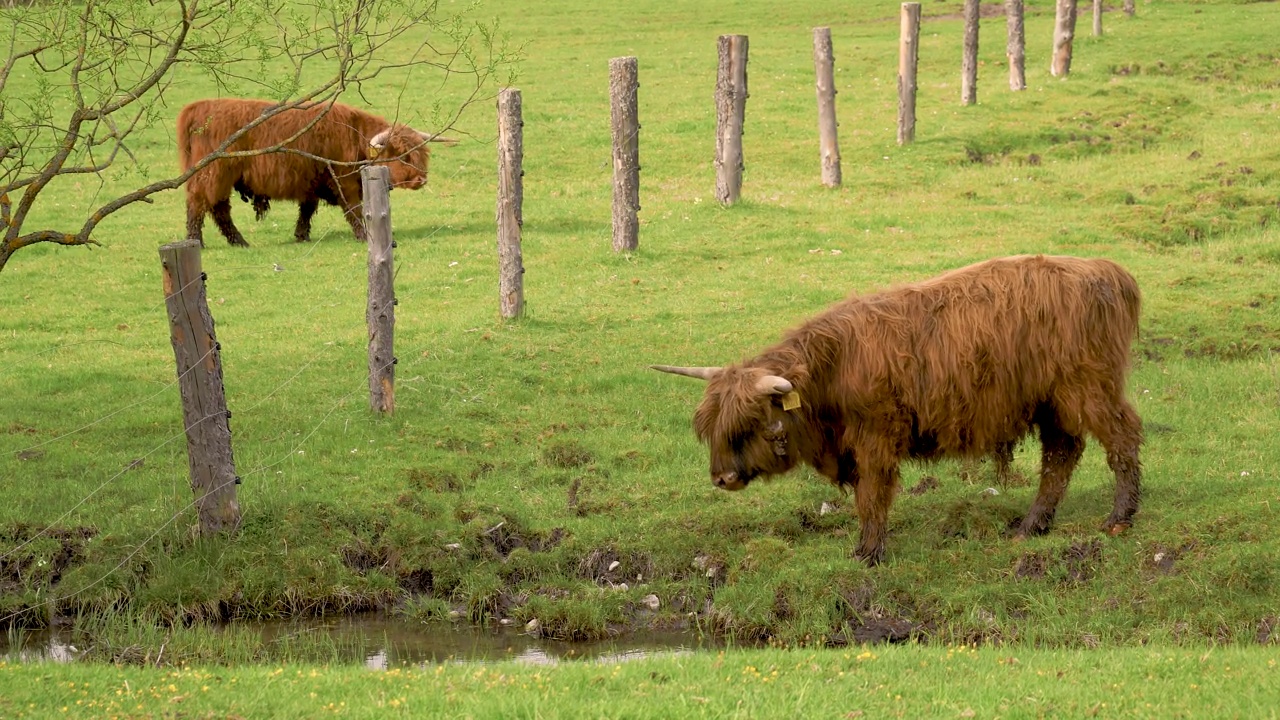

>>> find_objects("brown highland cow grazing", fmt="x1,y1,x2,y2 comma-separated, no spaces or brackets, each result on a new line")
178,98,450,246
654,255,1143,565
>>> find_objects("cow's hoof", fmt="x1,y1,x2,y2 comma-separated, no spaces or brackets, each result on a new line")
854,546,884,567
1103,521,1131,537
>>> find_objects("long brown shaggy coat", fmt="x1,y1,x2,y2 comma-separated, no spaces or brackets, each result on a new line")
668,255,1143,565
178,99,433,246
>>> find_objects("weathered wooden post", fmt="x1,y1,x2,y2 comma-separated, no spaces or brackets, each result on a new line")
497,88,524,319
1093,0,1103,36
714,34,748,206
961,0,980,105
1123,0,1135,17
1006,0,1026,91
898,3,921,145
362,165,395,415
158,239,240,536
812,27,841,187
1051,0,1079,78
609,56,640,252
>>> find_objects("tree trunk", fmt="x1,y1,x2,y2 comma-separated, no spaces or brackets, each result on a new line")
714,34,748,206
158,239,240,536
362,165,396,415
1052,0,1079,78
961,0,980,105
1006,0,1026,91
898,3,921,144
609,56,640,252
497,88,525,320
813,27,841,187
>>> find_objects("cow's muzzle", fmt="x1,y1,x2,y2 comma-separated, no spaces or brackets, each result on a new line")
713,472,747,491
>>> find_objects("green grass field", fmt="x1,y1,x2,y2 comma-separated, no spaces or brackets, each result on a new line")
2,0,1278,688
4,645,1280,719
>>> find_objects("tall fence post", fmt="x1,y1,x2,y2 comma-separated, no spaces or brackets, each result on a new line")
1006,0,1026,91
1093,0,1103,36
1051,0,1079,78
898,3,921,145
362,165,396,415
812,27,841,188
609,56,640,252
497,88,525,320
714,34,748,206
158,239,240,536
961,0,980,105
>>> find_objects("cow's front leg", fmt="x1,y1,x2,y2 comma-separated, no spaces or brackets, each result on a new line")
853,455,899,566
295,197,319,243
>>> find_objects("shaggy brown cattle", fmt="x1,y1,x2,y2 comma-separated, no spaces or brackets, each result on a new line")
178,98,450,246
653,255,1143,565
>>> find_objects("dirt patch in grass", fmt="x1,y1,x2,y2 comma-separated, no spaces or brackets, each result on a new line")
543,440,595,469
578,547,656,587
1012,539,1104,584
406,468,464,493
0,524,96,592
908,475,940,496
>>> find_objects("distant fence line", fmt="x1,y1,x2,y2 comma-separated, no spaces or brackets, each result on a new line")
153,2,1140,532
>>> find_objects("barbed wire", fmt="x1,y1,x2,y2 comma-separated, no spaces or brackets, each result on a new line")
0,155,486,618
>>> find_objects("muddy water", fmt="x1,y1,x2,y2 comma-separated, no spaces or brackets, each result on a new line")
4,616,718,668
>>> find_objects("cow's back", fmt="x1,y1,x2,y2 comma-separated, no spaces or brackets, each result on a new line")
807,255,1140,455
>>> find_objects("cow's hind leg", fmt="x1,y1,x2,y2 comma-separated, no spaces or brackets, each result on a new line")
210,199,249,247
295,197,318,243
1095,398,1143,536
1016,415,1084,539
186,202,207,247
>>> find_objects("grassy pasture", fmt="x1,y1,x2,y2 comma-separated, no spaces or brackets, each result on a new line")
2,645,1279,719
1,0,1279,662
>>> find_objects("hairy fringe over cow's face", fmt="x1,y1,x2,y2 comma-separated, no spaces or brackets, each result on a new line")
693,367,803,491
374,126,433,190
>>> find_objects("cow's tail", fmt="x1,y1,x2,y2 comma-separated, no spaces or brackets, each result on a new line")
176,104,196,173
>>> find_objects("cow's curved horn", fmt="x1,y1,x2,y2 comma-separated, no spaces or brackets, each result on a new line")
369,129,391,149
419,131,460,145
650,365,721,381
756,375,793,395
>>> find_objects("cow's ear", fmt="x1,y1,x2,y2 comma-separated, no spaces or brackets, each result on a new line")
365,146,382,160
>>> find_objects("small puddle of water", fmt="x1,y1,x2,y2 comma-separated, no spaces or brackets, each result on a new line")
5,616,719,668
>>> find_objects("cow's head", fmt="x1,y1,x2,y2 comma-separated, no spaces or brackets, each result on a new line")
652,364,804,491
367,127,459,190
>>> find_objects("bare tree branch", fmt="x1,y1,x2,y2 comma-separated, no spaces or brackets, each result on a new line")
0,0,520,272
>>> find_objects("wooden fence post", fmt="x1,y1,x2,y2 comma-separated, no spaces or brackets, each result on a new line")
158,239,240,536
497,88,525,320
1051,0,1079,78
961,0,980,105
1123,0,1134,17
1093,0,1103,36
714,34,748,206
362,165,395,415
812,27,841,188
898,3,921,145
610,56,640,252
1006,0,1026,91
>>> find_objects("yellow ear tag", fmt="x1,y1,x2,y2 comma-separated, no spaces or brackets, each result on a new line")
781,391,802,411
367,146,381,159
